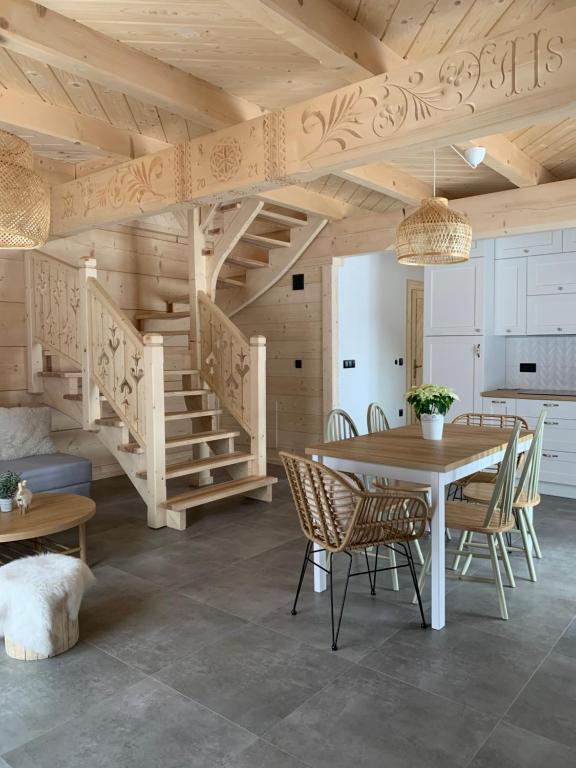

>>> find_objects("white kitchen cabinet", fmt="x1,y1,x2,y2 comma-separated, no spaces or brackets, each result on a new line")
562,228,576,251
495,230,562,259
494,257,527,335
482,396,517,416
540,451,576,486
469,239,494,260
527,252,576,295
424,336,483,418
517,398,576,420
424,260,485,336
526,293,576,335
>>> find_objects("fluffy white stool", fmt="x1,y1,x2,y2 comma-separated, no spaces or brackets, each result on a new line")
0,553,95,660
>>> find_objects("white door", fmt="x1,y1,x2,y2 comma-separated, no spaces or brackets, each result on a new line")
424,261,484,335
424,336,480,419
495,230,562,259
527,294,576,335
527,252,576,295
494,258,527,335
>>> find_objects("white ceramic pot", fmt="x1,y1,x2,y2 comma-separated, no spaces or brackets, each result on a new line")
0,497,13,513
421,413,444,440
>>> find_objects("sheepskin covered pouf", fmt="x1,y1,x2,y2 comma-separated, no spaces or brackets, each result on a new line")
0,553,95,660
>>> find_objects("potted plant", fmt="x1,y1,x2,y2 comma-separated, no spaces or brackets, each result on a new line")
405,384,459,440
0,471,22,513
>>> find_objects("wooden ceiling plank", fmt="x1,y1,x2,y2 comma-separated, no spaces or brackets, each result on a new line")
405,0,476,60
8,50,75,109
50,66,109,120
0,0,263,128
224,0,404,80
49,6,576,236
0,86,169,158
338,163,432,205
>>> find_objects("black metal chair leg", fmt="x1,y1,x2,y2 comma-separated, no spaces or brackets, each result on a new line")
405,542,428,629
330,552,353,651
291,540,312,616
373,546,379,595
364,548,375,595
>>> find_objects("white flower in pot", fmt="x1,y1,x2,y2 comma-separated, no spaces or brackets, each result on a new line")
405,384,459,440
0,471,22,513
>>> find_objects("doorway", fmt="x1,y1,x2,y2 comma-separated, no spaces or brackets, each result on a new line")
406,279,424,424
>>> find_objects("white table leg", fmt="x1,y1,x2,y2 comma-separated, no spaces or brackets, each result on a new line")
313,548,327,592
429,473,446,630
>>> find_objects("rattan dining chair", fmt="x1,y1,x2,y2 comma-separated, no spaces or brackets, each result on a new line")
448,412,529,499
366,401,428,565
281,452,428,650
463,410,545,582
414,422,521,620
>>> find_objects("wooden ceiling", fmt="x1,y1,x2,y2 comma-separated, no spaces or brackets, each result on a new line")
2,0,576,220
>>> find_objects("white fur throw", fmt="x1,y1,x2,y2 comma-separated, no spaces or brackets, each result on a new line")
0,554,95,656
0,406,56,460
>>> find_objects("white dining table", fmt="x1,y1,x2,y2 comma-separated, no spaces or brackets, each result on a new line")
306,423,533,630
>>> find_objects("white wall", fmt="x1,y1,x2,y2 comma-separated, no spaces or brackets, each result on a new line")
338,252,423,432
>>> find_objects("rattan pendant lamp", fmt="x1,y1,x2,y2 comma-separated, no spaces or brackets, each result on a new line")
396,151,472,265
0,129,50,249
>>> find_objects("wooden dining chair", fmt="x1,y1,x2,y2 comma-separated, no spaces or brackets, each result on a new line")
463,410,545,582
414,422,521,620
448,412,529,498
281,451,428,650
367,401,390,432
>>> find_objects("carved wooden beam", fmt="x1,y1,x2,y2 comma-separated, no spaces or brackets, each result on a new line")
0,0,262,129
50,10,574,237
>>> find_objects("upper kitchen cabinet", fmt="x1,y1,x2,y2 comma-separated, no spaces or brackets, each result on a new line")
494,257,527,335
563,229,576,251
527,252,576,295
469,239,493,259
527,293,576,335
495,230,562,259
424,254,491,336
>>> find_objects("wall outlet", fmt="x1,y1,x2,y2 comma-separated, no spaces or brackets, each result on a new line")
294,359,302,369
343,359,356,369
292,274,304,291
399,408,404,417
520,362,537,372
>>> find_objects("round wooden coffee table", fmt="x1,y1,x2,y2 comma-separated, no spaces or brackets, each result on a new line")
0,493,95,563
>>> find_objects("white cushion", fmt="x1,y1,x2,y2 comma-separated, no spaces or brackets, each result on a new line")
0,406,56,460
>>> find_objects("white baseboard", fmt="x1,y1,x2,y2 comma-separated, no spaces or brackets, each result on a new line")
540,482,576,500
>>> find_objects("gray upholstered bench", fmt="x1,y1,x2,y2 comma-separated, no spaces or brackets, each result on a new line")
0,453,91,497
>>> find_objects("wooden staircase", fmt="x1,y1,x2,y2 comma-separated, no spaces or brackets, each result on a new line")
24,198,326,530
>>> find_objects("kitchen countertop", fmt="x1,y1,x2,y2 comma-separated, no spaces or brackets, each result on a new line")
482,389,576,402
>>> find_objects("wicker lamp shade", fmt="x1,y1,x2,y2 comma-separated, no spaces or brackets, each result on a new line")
396,196,472,266
0,129,50,249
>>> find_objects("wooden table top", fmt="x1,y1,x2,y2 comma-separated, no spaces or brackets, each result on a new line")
306,423,533,474
0,493,95,543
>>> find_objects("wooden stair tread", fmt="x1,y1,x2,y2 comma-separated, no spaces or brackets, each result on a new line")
62,393,82,401
164,389,207,397
226,253,269,269
137,451,253,479
165,429,240,449
163,475,277,511
257,209,307,227
118,442,144,454
39,370,81,379
164,409,222,421
217,274,246,287
95,416,124,427
169,295,190,305
135,310,190,320
240,232,290,248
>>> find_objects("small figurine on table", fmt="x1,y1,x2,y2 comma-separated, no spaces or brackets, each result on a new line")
15,480,33,514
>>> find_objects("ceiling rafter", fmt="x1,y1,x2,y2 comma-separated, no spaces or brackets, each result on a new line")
0,0,263,130
459,136,557,188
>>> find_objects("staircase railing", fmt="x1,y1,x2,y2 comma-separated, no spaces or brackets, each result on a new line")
197,291,266,476
25,250,167,528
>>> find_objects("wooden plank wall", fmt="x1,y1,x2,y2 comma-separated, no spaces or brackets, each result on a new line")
0,225,189,480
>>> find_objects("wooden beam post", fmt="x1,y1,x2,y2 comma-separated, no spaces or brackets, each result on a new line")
78,256,100,430
322,259,342,418
143,332,167,529
23,251,43,394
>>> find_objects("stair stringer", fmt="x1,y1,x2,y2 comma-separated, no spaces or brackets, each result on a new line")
41,377,150,506
216,216,327,317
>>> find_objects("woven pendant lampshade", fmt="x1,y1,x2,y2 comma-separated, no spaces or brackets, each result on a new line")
396,197,472,266
0,129,50,249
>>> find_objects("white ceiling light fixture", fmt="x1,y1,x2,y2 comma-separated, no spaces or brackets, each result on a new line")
450,144,487,169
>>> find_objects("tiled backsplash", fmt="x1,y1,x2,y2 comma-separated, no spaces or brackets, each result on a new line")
506,336,576,389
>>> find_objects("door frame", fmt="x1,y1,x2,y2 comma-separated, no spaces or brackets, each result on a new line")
405,279,424,424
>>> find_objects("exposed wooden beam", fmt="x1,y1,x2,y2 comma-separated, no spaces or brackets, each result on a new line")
309,178,576,261
225,0,404,81
460,136,557,187
0,0,262,129
0,87,169,158
50,9,576,236
257,186,366,220
338,164,432,206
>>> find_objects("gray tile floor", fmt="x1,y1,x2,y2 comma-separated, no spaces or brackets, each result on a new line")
2,474,576,767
